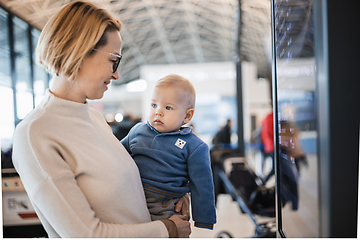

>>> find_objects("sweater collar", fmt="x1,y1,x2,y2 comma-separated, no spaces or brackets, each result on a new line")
146,121,192,135
43,89,91,119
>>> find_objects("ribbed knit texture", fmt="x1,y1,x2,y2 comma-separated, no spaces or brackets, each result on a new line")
12,89,168,238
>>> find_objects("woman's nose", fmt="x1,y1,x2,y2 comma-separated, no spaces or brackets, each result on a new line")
112,70,120,80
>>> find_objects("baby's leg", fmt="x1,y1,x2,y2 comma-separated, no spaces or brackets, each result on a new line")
144,190,181,221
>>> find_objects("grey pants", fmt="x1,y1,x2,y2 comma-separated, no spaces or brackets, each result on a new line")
144,189,181,221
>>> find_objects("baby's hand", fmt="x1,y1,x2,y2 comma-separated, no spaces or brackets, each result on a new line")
175,193,190,221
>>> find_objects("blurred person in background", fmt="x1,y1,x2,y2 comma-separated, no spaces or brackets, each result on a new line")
261,112,275,183
279,120,308,174
112,113,140,141
212,119,232,149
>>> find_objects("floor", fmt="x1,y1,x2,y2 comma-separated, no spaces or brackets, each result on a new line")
189,154,276,238
189,151,319,238
280,153,320,237
190,194,259,238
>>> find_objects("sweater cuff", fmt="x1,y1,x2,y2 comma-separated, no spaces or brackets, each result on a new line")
160,219,178,238
194,222,214,230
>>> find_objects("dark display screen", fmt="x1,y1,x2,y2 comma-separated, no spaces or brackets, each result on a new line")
273,0,319,237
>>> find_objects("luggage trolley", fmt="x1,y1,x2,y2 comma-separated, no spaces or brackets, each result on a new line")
211,149,276,238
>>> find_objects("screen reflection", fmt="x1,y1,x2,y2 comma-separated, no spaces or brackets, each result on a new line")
273,0,319,237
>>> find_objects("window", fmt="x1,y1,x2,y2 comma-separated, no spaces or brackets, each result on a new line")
13,16,33,120
0,7,49,153
0,8,14,152
32,28,48,106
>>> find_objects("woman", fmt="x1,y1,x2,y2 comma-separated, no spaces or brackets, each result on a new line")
12,1,191,238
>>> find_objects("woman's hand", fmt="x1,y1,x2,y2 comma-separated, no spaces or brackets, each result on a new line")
169,215,191,238
175,193,190,220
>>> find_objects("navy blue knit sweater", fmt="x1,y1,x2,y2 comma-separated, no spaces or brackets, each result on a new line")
121,122,216,229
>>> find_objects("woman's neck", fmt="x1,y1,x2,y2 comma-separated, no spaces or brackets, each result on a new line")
49,75,86,104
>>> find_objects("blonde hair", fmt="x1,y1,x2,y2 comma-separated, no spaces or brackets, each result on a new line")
155,74,196,109
36,0,121,80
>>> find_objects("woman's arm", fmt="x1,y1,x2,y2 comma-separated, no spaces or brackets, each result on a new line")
12,123,168,238
28,173,168,238
163,215,192,238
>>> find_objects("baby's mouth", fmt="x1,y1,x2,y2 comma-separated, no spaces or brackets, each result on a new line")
154,119,163,125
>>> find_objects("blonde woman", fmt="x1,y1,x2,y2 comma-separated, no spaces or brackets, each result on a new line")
12,1,190,238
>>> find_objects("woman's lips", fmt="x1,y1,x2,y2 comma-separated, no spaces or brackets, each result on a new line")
104,81,110,90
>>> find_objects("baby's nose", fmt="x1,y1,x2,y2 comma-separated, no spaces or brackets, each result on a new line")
156,109,163,116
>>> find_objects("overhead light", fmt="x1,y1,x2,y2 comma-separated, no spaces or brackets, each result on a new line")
126,79,147,92
115,113,124,123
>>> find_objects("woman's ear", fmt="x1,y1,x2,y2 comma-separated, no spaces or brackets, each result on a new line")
183,108,194,125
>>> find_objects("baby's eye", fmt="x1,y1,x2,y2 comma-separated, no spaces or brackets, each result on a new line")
151,103,157,108
166,106,173,110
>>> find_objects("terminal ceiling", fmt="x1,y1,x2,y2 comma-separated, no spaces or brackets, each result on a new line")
0,0,274,85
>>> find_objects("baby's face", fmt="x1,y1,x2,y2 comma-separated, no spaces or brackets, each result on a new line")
148,86,189,133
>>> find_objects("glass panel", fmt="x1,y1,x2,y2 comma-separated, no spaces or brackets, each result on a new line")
0,8,11,88
0,86,14,152
13,16,33,118
32,28,48,106
34,69,47,106
16,91,33,120
0,9,14,155
273,0,319,237
31,26,39,53
13,16,32,92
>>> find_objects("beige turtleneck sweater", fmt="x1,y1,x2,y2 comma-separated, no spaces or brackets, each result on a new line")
12,89,168,238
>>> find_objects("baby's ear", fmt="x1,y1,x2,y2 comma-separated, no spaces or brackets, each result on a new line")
183,108,194,124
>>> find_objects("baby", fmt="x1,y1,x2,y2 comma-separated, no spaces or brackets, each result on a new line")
121,74,216,229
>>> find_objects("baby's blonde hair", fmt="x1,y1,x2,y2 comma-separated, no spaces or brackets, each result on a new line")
36,0,121,80
155,74,196,109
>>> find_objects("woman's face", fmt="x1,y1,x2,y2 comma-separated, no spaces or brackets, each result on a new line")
76,30,122,101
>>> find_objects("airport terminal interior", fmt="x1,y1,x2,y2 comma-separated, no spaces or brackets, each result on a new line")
0,0,359,238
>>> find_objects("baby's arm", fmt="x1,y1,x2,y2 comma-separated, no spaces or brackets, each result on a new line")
120,133,130,152
187,143,217,229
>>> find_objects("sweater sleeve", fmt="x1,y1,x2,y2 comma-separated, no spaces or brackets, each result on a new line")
12,123,168,238
120,123,140,153
187,142,217,229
